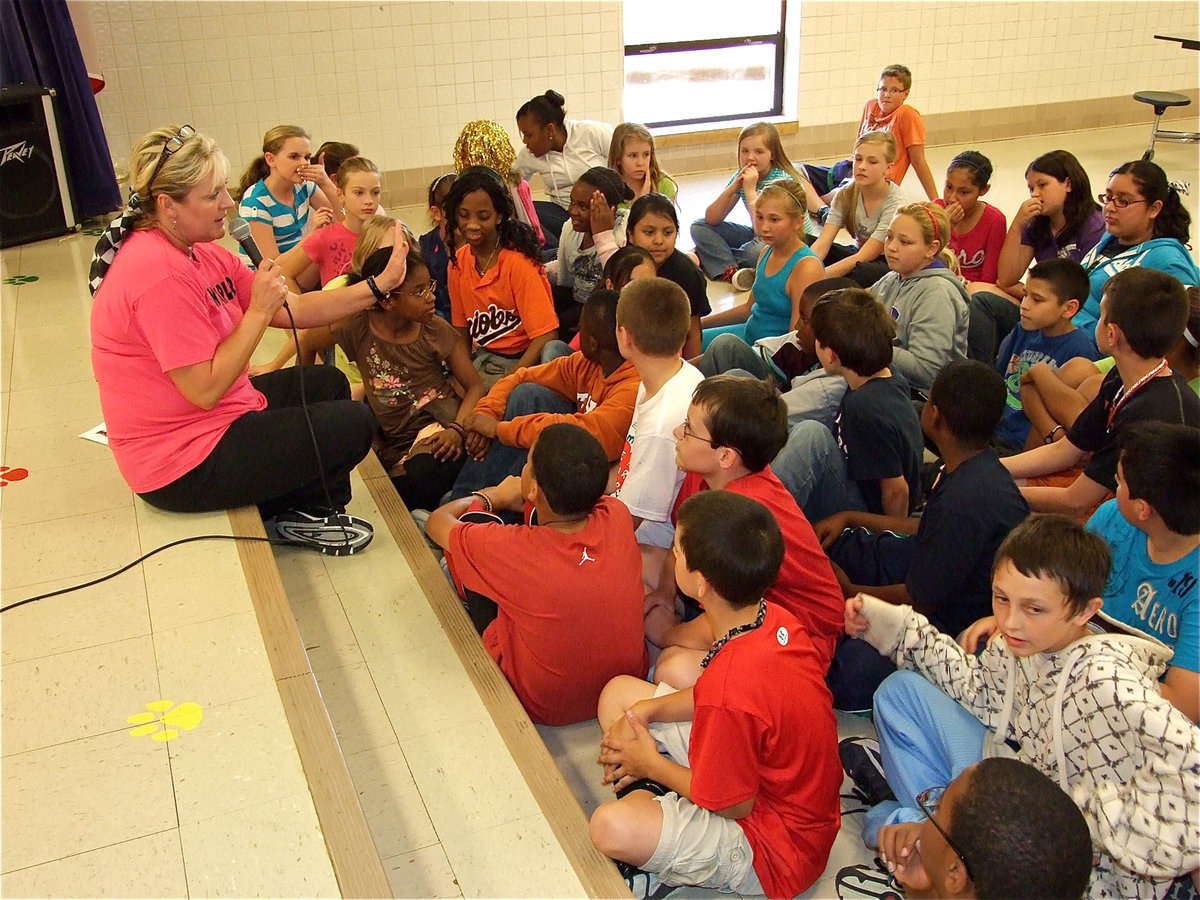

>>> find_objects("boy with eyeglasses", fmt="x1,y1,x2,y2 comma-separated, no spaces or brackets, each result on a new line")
801,64,938,208
643,375,844,689
877,758,1093,900
842,513,1200,899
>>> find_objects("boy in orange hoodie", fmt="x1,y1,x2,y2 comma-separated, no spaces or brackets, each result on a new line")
447,288,639,502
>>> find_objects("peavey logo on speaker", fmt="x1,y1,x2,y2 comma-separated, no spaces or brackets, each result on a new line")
468,304,522,345
0,141,35,166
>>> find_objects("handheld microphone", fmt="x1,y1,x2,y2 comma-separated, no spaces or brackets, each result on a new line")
229,217,263,267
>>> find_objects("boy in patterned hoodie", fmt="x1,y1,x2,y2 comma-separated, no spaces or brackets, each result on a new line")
843,513,1199,898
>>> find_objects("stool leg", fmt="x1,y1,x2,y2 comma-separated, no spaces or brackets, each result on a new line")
1144,109,1168,161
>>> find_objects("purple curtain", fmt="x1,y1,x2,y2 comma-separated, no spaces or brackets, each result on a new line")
1,0,121,218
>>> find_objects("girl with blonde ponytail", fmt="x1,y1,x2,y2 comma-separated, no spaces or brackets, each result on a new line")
810,130,904,287
868,202,970,393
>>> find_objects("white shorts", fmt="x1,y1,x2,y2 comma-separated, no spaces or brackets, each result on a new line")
643,689,764,895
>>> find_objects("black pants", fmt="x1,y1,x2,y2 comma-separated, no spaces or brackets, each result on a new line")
969,291,1022,363
534,200,569,259
823,243,891,288
393,452,465,513
139,366,376,519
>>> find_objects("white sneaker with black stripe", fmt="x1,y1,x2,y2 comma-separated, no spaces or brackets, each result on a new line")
270,509,374,556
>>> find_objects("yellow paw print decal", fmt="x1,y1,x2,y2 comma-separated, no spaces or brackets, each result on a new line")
127,700,203,742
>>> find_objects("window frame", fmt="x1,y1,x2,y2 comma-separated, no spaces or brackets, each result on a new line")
623,1,788,129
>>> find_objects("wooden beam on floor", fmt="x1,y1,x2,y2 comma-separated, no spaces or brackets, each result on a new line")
357,453,631,900
229,505,392,900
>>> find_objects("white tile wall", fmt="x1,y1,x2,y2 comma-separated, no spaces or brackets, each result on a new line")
797,1,1199,126
81,1,1198,181
84,0,624,178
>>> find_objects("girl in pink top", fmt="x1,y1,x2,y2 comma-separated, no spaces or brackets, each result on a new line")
277,156,381,291
934,150,1007,288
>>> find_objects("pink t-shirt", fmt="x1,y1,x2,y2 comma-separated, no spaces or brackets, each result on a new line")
300,221,358,286
934,200,1007,283
90,229,264,492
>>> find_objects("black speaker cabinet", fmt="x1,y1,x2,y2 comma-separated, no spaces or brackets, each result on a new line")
0,84,77,248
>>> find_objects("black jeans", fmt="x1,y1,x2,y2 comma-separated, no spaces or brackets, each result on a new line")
534,200,570,258
139,366,376,519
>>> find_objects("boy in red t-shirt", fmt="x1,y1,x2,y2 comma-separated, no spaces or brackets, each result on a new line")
425,423,647,726
591,491,841,899
644,375,844,686
802,64,938,205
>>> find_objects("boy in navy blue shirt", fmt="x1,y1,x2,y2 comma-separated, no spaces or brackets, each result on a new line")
994,257,1100,451
815,360,1029,710
773,288,923,523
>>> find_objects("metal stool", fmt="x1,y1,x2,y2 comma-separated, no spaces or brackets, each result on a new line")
1133,91,1199,161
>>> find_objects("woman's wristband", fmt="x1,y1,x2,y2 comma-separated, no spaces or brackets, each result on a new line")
470,490,493,513
365,275,388,303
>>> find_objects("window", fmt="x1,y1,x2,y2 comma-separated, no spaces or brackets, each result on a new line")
623,0,787,128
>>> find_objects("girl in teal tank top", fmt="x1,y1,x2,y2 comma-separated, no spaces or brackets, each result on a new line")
702,180,826,349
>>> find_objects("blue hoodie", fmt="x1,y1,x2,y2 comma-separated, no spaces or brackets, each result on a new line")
1076,234,1200,331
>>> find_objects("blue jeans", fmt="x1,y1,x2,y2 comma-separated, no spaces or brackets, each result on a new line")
539,340,575,364
689,219,762,278
802,159,854,199
770,420,867,523
446,384,576,500
863,670,987,846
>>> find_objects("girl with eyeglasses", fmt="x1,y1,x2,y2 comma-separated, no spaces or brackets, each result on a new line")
287,246,486,511
89,126,409,546
1075,159,1198,331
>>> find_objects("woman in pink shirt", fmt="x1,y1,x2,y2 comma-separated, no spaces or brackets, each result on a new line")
88,125,408,553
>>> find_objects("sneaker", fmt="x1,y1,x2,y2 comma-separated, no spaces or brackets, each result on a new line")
839,737,896,806
617,862,676,900
814,205,831,226
731,267,756,292
271,509,374,556
834,860,903,899
717,264,738,282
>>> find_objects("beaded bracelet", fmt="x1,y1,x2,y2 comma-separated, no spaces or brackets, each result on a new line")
447,422,466,439
470,491,493,513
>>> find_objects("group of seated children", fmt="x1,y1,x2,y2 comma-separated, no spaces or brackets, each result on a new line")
420,276,1197,899
240,69,1200,900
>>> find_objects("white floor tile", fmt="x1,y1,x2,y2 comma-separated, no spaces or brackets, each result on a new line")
400,718,540,841
153,610,276,709
382,842,463,899
0,569,151,665
441,814,586,899
1,634,159,757
177,792,339,899
0,457,133,525
165,690,310,824
0,830,186,899
1,506,141,592
0,730,175,872
343,742,440,859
